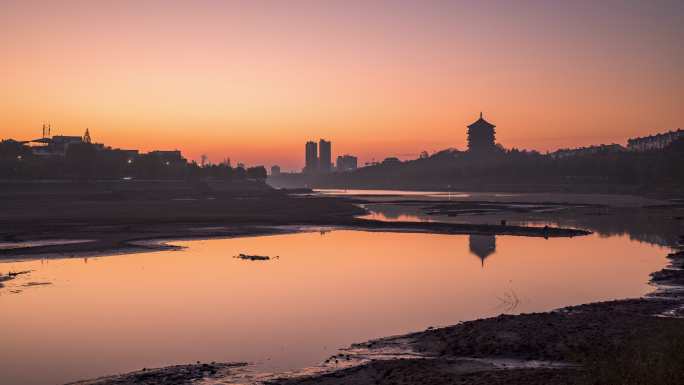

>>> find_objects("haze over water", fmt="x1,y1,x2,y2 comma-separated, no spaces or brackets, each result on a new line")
0,229,669,385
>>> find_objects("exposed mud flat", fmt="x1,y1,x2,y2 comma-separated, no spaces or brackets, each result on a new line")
0,239,94,250
0,186,364,260
0,219,588,262
64,362,247,385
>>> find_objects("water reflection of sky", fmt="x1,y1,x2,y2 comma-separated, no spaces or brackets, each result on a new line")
316,189,470,197
0,230,670,385
315,189,518,200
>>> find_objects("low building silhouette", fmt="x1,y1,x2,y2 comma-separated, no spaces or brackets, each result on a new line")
627,129,683,152
549,143,626,159
29,134,88,157
336,155,358,171
148,150,185,164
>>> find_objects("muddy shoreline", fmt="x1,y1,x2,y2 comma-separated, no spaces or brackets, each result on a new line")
0,217,588,262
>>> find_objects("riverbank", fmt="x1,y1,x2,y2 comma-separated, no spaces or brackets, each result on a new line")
0,180,356,259
0,219,588,260
0,184,590,260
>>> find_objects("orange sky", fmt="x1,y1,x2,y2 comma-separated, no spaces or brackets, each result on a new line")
1,1,682,170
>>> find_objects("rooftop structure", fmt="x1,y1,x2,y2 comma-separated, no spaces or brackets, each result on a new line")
148,150,185,164
28,132,87,157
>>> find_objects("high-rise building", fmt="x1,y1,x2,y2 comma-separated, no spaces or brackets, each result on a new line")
270,165,281,176
336,155,357,171
304,141,318,173
318,139,332,173
467,112,496,153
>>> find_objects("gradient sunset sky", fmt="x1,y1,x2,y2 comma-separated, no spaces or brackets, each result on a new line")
1,0,682,170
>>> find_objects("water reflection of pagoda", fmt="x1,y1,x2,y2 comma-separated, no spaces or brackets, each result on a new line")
469,234,496,267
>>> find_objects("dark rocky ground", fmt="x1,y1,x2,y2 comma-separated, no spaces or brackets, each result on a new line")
270,360,579,385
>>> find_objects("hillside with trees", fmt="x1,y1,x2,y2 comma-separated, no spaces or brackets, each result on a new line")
0,140,267,182
273,139,684,194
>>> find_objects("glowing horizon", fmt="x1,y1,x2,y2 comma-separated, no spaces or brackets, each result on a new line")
1,1,682,171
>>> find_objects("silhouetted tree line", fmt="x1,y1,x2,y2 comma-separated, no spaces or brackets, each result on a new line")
0,141,267,181
312,138,684,190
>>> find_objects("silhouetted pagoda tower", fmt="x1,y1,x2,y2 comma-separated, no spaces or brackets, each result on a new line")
467,112,496,153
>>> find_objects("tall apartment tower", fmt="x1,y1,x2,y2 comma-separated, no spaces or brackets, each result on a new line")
304,141,318,173
318,139,332,173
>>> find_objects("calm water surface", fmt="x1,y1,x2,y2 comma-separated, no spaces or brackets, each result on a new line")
0,229,669,385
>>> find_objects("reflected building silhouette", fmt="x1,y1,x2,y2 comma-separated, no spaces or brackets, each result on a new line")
469,234,496,267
